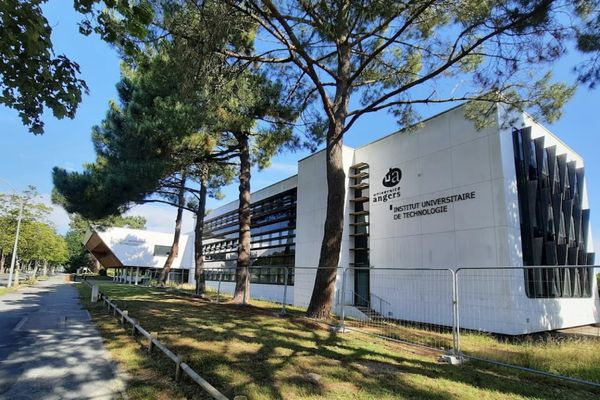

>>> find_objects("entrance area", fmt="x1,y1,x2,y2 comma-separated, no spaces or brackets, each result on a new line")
354,269,370,307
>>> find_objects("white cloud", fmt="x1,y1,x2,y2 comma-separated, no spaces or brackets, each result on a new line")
126,203,196,234
38,194,71,234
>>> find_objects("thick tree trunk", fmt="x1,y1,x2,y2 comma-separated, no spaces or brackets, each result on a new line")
160,173,187,284
0,250,5,273
42,259,48,276
194,170,208,295
232,132,251,304
306,122,346,318
307,39,351,318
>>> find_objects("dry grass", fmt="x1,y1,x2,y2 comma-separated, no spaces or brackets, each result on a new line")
79,283,600,400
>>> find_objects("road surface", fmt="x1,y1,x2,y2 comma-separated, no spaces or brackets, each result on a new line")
0,275,125,399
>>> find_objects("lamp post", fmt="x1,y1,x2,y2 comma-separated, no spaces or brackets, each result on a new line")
0,179,25,288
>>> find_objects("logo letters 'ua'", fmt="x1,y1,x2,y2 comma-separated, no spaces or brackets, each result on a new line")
382,168,402,188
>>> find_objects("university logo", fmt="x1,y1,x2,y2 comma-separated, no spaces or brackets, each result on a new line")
382,167,402,187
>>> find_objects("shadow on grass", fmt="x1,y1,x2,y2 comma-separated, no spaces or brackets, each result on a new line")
87,283,600,400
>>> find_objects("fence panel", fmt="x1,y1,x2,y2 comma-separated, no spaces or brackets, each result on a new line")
336,267,456,352
456,265,600,385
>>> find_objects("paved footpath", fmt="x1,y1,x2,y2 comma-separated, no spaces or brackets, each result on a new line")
0,275,125,400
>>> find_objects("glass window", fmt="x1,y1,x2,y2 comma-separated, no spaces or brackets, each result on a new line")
153,245,172,257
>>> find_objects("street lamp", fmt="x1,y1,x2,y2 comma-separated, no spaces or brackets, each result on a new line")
0,179,25,288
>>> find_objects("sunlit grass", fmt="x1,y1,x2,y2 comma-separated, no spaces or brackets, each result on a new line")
79,283,600,400
0,285,20,296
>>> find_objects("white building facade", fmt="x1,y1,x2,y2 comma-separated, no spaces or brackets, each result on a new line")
89,105,599,335
200,105,598,335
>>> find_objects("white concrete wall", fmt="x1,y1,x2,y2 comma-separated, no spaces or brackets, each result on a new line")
340,105,599,334
354,106,504,270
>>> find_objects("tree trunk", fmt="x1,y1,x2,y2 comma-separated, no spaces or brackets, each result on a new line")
306,122,346,318
194,168,208,295
232,132,251,304
306,39,352,318
0,250,5,273
43,259,48,276
159,173,187,284
32,260,39,279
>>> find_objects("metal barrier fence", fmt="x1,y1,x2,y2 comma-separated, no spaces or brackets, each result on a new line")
454,265,600,387
81,279,229,400
110,264,600,387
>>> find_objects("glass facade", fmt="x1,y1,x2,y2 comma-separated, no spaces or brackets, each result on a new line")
202,188,297,285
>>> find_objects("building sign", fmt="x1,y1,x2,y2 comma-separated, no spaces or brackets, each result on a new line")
371,166,477,220
116,238,145,246
372,167,403,203
390,191,476,220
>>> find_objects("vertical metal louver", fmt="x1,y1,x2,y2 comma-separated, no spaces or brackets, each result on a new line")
512,128,594,298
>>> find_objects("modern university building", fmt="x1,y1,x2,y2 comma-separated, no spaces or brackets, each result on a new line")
85,104,599,336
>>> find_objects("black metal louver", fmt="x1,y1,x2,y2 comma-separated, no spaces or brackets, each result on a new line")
513,128,594,298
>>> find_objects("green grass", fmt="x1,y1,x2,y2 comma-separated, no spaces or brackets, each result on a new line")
78,283,600,400
459,331,600,383
0,285,20,296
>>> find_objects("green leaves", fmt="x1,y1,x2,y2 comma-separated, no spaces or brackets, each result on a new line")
0,187,68,264
573,0,600,87
0,0,88,134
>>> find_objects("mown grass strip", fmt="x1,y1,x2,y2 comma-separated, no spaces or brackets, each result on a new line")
80,282,600,400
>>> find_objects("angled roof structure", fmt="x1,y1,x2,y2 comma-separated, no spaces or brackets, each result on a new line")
83,227,194,269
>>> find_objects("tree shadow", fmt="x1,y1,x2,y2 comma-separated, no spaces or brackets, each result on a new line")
93,284,600,400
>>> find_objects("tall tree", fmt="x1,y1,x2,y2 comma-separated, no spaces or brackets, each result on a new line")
205,0,600,317
53,47,237,284
0,186,52,272
61,4,302,301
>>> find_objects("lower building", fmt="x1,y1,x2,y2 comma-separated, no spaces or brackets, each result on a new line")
83,227,193,284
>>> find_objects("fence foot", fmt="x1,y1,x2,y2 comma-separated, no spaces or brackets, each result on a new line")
439,353,464,365
329,324,346,334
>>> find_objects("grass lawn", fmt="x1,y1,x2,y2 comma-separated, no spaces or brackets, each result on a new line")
0,285,20,296
78,283,600,400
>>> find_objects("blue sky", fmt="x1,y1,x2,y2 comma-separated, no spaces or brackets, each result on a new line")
1,2,599,252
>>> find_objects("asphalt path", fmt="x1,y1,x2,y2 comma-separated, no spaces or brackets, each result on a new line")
0,275,125,399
